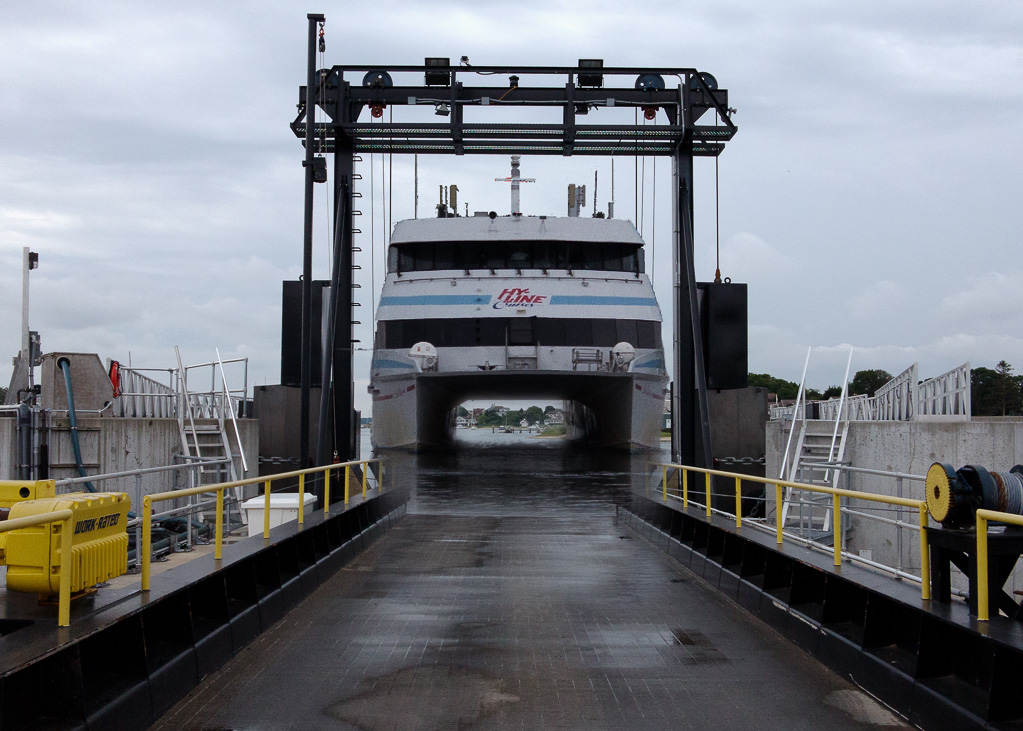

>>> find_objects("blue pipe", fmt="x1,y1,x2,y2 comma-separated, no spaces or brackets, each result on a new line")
57,357,97,493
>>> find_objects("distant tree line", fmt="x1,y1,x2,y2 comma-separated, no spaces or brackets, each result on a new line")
472,405,555,428
751,361,1023,417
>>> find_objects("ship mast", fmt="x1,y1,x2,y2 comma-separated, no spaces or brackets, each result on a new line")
494,156,535,215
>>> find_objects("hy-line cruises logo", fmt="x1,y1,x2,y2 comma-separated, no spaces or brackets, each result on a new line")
493,288,547,310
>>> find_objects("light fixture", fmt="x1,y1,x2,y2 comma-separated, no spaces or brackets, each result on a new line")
578,59,603,87
425,57,451,86
434,102,450,116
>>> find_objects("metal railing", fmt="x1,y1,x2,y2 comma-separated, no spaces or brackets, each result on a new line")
976,509,1023,621
0,509,74,626
770,362,971,422
652,462,931,599
140,458,385,592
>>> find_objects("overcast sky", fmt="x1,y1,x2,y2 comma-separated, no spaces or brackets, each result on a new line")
2,1,1021,414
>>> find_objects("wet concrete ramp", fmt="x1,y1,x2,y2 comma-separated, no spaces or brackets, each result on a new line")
153,444,905,729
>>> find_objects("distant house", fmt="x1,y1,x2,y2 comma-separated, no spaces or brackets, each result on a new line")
456,416,469,427
519,418,529,428
545,410,564,425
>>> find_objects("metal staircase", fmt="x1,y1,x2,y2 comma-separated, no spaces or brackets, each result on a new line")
175,347,248,525
781,422,849,541
778,346,853,544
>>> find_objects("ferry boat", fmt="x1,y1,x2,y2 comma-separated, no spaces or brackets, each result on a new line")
368,176,668,450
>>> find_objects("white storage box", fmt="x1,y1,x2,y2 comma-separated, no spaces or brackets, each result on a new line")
242,493,318,537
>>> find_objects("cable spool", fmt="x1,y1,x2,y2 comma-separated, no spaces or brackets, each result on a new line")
957,465,999,512
926,462,975,527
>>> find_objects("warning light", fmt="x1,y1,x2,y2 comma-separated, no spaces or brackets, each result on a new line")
642,105,658,121
371,103,386,118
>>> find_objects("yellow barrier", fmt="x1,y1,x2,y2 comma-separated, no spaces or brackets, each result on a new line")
975,509,1023,621
655,462,931,600
141,458,384,592
0,509,74,626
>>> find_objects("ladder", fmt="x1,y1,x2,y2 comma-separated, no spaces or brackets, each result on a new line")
781,422,849,541
175,347,246,527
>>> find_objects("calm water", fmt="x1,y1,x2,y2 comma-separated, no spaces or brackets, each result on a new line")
363,426,671,518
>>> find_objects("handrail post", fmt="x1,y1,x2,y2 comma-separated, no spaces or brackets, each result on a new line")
977,512,990,621
832,492,842,566
299,473,306,525
705,472,711,517
362,462,367,498
918,504,930,600
142,496,152,590
735,477,742,528
324,468,331,516
263,479,271,539
58,514,73,627
683,469,688,507
344,464,350,505
215,488,224,560
775,484,783,544
662,465,668,502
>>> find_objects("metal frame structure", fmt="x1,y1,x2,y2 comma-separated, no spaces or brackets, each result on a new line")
292,13,736,466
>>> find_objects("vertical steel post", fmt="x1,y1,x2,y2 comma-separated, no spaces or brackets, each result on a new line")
775,484,783,544
919,505,930,600
58,515,73,627
832,493,842,566
344,464,350,505
141,496,152,590
671,152,712,469
735,477,742,528
215,488,224,560
324,468,331,515
299,13,324,471
977,512,989,621
299,473,306,524
263,479,271,538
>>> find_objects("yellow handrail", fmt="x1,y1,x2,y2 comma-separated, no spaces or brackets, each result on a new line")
141,458,385,591
975,508,1023,621
0,509,74,626
655,462,931,599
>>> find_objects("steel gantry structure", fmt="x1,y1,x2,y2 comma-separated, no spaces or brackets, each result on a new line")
291,13,736,468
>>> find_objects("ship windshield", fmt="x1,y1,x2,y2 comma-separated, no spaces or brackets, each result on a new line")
388,240,642,274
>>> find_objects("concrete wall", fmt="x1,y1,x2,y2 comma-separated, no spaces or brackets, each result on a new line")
766,418,1023,594
3,416,258,507
0,416,13,478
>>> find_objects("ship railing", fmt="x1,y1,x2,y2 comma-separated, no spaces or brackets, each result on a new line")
649,462,931,599
139,458,387,592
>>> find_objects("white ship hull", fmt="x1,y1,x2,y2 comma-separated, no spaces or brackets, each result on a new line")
369,215,669,452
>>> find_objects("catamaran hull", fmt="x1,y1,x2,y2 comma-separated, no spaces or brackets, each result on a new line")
370,370,666,451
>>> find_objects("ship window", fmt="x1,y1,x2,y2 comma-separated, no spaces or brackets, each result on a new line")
507,317,535,345
483,243,505,269
508,243,532,269
564,319,592,347
433,242,456,271
448,320,475,347
398,246,415,274
592,320,616,346
536,318,564,346
378,318,660,349
416,242,436,271
636,320,659,348
621,245,638,273
581,245,604,271
387,247,399,273
615,319,638,346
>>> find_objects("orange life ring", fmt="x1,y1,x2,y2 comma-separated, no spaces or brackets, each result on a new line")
108,360,122,398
